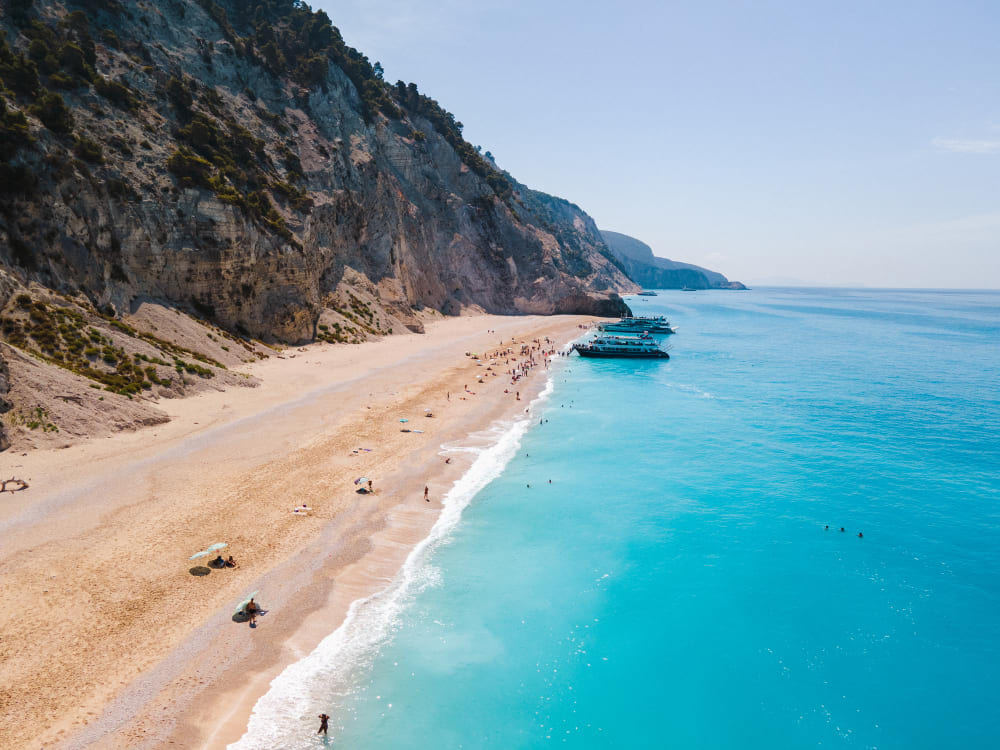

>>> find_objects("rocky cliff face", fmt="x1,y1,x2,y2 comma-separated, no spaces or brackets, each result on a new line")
0,0,637,449
601,230,746,290
0,348,10,451
0,0,633,348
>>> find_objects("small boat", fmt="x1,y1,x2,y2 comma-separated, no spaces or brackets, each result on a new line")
681,286,698,292
573,333,670,359
637,291,658,296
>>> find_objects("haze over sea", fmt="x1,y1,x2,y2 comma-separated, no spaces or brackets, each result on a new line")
236,288,1000,749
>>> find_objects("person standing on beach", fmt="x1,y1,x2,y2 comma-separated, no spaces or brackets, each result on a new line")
318,713,330,735
424,486,429,502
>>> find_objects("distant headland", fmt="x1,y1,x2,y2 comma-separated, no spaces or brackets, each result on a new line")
600,230,746,290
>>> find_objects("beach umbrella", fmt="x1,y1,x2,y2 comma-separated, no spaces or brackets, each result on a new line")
354,476,369,485
189,549,211,560
205,543,227,553
233,591,259,617
399,418,409,423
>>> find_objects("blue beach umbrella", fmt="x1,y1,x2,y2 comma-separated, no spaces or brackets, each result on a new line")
399,418,409,423
190,542,227,561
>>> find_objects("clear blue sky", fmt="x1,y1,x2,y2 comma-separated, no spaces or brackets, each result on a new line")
315,0,999,288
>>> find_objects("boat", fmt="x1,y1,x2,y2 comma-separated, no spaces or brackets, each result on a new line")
573,333,670,359
598,315,675,334
637,291,658,296
681,286,698,292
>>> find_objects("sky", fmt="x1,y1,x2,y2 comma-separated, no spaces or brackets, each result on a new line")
314,0,1000,288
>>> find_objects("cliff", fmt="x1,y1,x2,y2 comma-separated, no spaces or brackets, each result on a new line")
600,230,746,290
0,347,10,450
0,0,635,450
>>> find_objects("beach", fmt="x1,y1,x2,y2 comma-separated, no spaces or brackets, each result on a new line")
0,313,588,749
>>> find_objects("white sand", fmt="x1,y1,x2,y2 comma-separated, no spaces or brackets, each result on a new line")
0,314,589,748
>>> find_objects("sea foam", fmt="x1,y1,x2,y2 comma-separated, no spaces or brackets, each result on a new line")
229,378,555,749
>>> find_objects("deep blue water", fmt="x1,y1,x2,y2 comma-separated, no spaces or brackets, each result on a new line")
237,288,1000,749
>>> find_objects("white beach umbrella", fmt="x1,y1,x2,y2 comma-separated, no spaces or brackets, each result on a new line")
233,591,259,617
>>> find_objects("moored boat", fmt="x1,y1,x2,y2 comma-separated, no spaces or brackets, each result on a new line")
573,333,670,359
598,315,675,334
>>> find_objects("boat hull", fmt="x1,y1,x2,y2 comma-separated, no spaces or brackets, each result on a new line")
573,346,669,359
599,325,675,334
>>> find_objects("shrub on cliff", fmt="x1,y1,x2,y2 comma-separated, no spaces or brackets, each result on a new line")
57,42,91,79
165,76,194,118
30,91,73,134
73,136,103,164
0,97,32,159
94,76,139,110
0,163,36,194
0,45,41,98
166,148,213,188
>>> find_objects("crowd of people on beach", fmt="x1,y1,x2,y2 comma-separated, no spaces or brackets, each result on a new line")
477,337,558,395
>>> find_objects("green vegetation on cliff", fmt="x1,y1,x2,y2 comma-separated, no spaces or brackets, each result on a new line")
0,0,631,352
198,0,512,198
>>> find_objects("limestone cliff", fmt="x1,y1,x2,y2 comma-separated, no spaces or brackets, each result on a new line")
0,0,633,346
0,0,638,449
0,347,10,451
601,230,746,290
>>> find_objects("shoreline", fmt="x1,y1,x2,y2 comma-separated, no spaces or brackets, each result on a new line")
0,313,589,749
214,370,557,750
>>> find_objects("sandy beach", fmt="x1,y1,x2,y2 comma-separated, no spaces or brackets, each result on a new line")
0,313,590,749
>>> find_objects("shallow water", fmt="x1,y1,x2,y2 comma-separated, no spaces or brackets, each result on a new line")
236,288,1000,749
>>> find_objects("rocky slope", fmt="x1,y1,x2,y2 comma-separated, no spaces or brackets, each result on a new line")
0,346,10,451
0,0,636,450
601,230,746,290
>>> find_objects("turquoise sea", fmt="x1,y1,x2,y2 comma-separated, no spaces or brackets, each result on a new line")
234,288,1000,749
